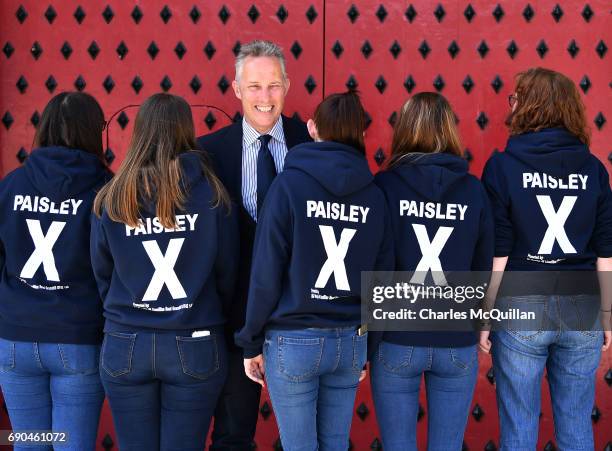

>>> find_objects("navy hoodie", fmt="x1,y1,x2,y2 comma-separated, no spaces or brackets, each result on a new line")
375,153,494,347
482,128,612,277
0,146,111,344
235,142,395,358
90,152,239,334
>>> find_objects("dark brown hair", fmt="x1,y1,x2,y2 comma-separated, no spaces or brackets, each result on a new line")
389,92,462,166
313,91,366,154
34,91,105,162
94,93,229,228
507,67,590,145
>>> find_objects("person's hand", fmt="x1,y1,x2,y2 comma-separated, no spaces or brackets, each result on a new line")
244,355,265,387
603,331,611,352
359,369,367,382
479,330,492,354
601,312,611,352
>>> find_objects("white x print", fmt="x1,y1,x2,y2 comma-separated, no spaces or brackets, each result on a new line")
536,195,577,254
20,219,66,282
315,225,357,291
410,224,453,286
142,238,187,301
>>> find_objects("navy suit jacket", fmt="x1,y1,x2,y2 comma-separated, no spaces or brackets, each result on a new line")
197,114,311,347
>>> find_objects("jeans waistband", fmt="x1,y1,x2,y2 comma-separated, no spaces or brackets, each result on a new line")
267,326,362,338
104,321,225,337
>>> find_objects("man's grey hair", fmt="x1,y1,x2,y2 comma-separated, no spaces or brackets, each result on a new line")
235,40,287,82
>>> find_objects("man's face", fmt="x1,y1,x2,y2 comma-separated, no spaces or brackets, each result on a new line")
233,56,290,134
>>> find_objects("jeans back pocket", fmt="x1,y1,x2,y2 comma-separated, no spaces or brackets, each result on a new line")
352,333,368,372
501,295,548,340
58,343,101,375
449,345,478,371
377,341,414,375
566,295,601,338
0,338,15,373
278,336,324,382
176,335,219,380
101,332,136,377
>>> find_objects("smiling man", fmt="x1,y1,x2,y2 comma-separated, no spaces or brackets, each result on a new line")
197,40,310,451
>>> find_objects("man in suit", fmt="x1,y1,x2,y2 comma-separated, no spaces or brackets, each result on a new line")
197,40,311,451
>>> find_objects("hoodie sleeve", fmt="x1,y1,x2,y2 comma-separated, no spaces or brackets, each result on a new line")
90,213,114,301
215,202,239,318
375,201,395,272
591,161,612,257
374,174,398,270
235,182,292,358
481,155,514,257
0,184,6,275
0,238,5,277
472,186,495,271
367,196,395,362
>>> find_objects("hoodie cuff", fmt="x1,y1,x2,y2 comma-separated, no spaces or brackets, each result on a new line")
494,244,512,257
243,346,263,359
596,249,612,258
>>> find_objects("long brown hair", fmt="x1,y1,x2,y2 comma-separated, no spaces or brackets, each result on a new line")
35,91,106,163
507,67,590,145
94,93,229,228
313,91,366,154
389,92,462,167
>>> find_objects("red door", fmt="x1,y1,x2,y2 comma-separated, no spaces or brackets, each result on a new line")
1,1,609,449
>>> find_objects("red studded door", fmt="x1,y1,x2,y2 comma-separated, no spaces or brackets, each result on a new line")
0,1,610,450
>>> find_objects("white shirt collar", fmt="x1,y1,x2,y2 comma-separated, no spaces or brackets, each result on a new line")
242,116,285,147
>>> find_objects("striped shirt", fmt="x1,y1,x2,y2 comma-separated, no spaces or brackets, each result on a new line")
242,117,288,221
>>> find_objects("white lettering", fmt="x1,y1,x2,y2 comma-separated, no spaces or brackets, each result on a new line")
314,225,356,291
536,195,577,254
20,220,66,281
141,238,187,301
410,224,453,285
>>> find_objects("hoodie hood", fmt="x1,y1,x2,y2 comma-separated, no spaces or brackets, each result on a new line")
24,146,109,201
505,128,590,177
137,151,205,213
284,141,373,197
391,152,469,202
179,151,206,189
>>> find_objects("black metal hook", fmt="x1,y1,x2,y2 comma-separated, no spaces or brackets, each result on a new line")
104,103,235,152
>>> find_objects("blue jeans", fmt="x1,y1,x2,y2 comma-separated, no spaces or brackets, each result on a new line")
263,327,367,451
370,342,478,451
492,295,603,451
99,331,227,451
0,338,104,451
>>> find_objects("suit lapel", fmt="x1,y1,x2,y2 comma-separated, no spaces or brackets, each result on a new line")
231,121,258,226
282,114,299,150
227,121,243,198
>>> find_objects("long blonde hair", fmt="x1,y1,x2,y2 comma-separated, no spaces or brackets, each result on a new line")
389,92,462,167
94,93,229,228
